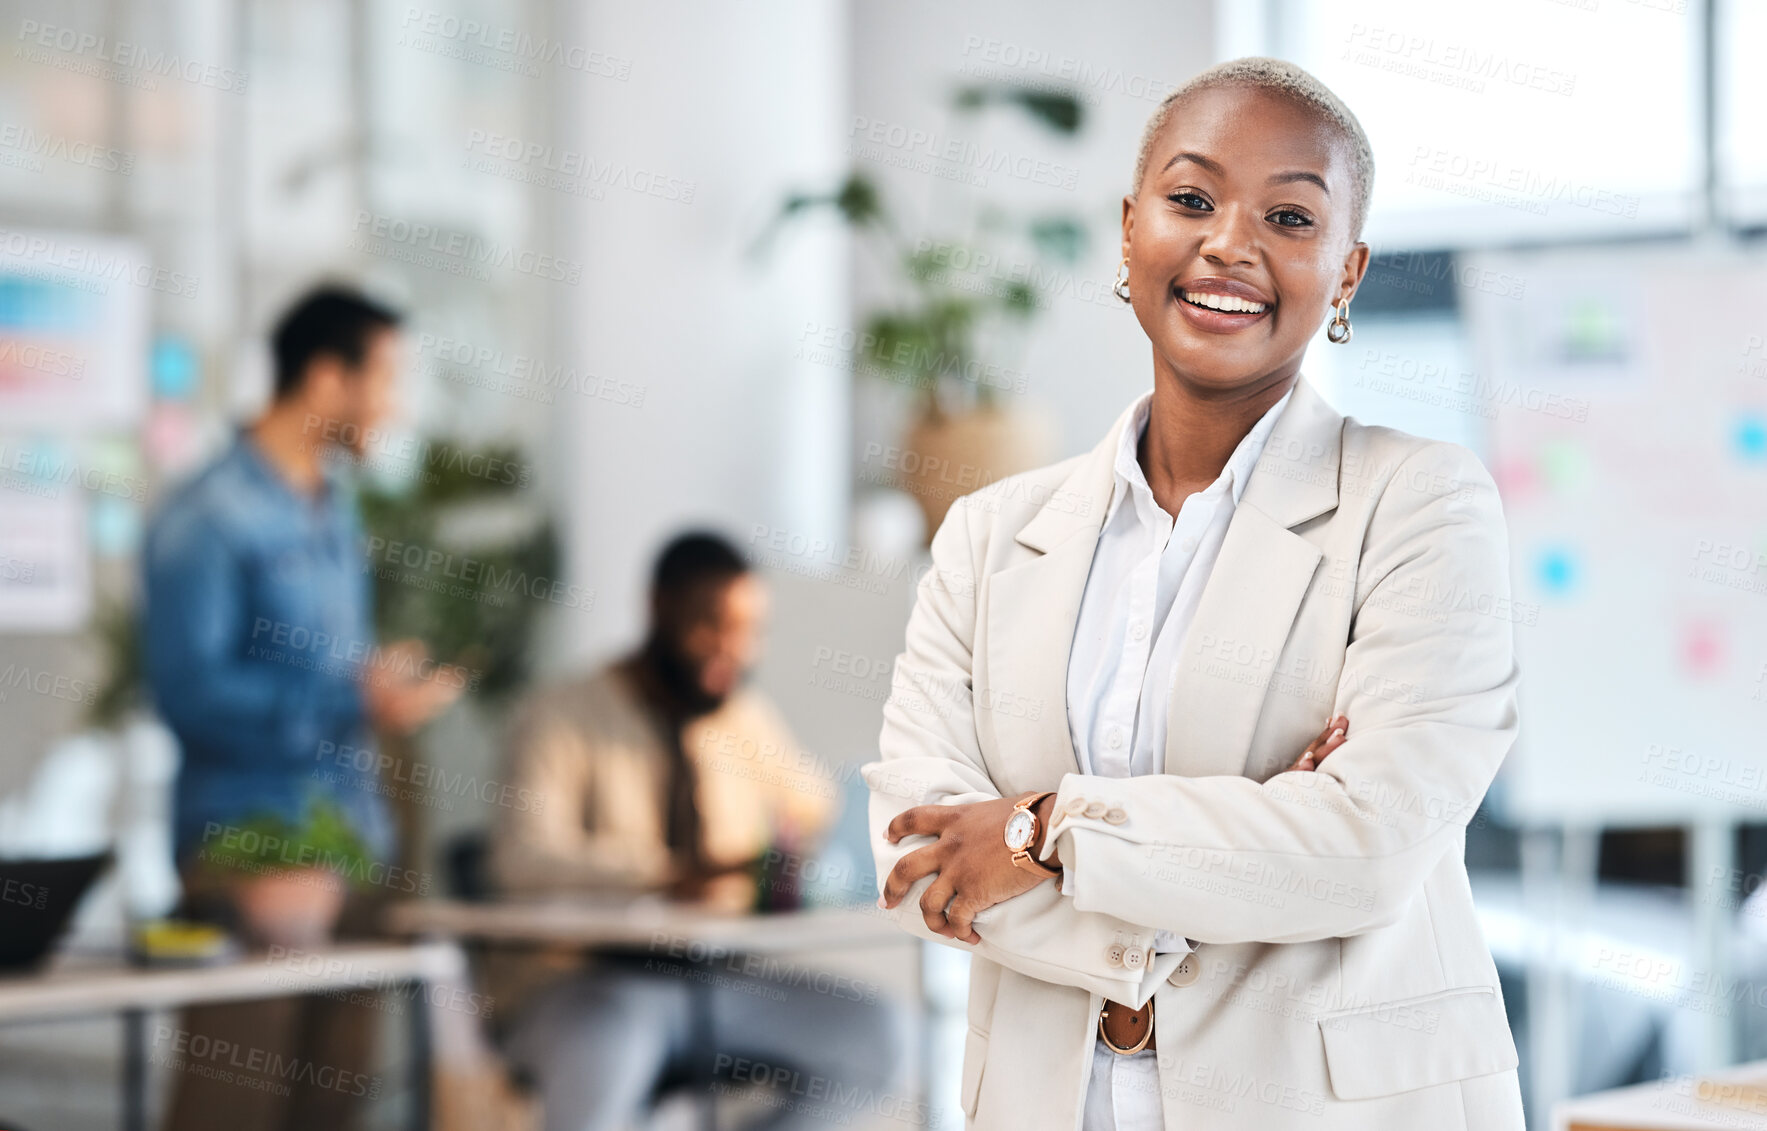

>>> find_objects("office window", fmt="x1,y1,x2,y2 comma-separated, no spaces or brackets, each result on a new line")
1719,0,1767,224
1270,0,1701,248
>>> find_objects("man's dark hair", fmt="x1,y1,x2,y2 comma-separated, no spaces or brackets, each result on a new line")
269,285,403,399
650,531,749,601
638,531,752,713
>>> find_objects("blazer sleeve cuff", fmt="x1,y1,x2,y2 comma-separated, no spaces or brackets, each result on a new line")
1041,774,1195,957
1041,771,1125,865
1037,774,1079,865
1151,929,1190,954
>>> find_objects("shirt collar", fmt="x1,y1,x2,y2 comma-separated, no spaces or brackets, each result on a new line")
1103,382,1296,528
231,426,344,509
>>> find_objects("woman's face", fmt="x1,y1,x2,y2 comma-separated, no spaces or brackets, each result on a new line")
1123,84,1368,394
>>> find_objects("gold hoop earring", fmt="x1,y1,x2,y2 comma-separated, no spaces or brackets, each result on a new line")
1326,298,1352,344
1113,257,1132,303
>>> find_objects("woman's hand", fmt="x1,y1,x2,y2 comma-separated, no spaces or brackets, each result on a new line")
880,795,1044,944
879,716,1348,945
1285,714,1349,773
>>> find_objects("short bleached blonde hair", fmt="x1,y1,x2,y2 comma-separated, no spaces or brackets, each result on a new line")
1132,56,1375,244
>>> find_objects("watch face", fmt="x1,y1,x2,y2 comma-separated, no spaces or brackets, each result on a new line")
1004,809,1036,852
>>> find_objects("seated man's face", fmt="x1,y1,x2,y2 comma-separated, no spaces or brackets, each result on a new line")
675,573,767,703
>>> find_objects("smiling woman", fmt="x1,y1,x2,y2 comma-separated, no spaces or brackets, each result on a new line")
864,56,1527,1131
1120,58,1374,457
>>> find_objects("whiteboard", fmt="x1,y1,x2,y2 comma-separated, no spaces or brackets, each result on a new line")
1459,243,1767,827
0,228,149,430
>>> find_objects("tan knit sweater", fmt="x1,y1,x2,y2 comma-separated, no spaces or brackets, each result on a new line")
481,662,841,1023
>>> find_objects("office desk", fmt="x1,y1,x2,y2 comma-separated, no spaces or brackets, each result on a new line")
386,898,929,1131
1553,1060,1767,1129
0,940,464,1131
385,895,905,951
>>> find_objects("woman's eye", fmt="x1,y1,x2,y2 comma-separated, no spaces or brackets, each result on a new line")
1168,192,1210,210
1270,210,1313,228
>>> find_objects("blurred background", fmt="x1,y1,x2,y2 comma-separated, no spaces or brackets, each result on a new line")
1,0,1766,1128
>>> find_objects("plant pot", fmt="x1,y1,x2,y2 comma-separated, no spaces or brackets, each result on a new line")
229,867,347,949
898,401,1057,541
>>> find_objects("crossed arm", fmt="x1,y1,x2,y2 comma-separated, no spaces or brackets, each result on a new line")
877,716,1350,940
860,441,1520,1003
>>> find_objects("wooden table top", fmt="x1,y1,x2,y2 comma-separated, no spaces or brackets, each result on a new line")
0,940,466,1023
1555,1061,1767,1130
383,897,906,954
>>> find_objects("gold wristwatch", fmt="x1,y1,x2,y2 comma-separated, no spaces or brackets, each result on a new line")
1003,791,1062,879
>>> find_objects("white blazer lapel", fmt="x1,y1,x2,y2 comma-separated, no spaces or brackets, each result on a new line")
980,401,1131,794
1163,375,1344,779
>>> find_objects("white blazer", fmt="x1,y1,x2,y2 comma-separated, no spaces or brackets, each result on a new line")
863,374,1526,1130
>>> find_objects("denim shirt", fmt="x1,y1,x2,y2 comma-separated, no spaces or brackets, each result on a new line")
142,430,393,867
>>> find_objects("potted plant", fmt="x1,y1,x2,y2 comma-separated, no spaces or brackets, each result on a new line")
356,437,559,704
192,798,372,948
356,437,560,877
757,82,1089,540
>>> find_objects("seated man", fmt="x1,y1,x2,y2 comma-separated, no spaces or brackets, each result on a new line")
488,531,906,1131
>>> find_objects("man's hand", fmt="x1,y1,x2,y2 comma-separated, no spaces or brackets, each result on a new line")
880,794,1046,945
665,869,713,903
362,639,466,734
664,853,763,903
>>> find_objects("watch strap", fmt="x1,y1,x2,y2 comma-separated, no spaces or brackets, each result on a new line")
1011,791,1061,878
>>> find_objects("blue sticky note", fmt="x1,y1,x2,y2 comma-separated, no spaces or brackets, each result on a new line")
150,336,199,400
1537,547,1577,594
1735,413,1767,461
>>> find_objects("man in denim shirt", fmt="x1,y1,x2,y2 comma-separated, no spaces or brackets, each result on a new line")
142,285,460,1129
145,284,459,871
145,413,390,865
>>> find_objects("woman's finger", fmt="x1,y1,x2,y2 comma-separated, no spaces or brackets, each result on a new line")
887,803,953,844
919,877,958,938
1300,716,1338,760
1286,715,1349,772
1313,714,1347,751
1315,717,1349,764
945,894,984,944
880,845,941,907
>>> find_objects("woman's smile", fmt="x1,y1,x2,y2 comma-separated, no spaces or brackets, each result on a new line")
1174,276,1276,334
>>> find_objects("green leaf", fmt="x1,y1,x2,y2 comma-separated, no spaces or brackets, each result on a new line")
198,798,374,887
357,439,558,701
1010,89,1083,133
999,281,1038,316
951,83,1084,134
833,174,885,226
1029,216,1086,263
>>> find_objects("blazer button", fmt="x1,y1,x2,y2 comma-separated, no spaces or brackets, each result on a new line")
1104,807,1127,825
1106,943,1125,968
1084,801,1109,819
1168,954,1199,988
1122,946,1146,971
1064,797,1089,816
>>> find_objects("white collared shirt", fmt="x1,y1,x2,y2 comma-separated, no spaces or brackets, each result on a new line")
1065,382,1293,1131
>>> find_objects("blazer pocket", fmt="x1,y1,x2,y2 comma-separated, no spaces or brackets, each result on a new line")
1316,985,1518,1101
960,1025,989,1118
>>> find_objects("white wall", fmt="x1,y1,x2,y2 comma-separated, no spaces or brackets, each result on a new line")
550,0,853,670
849,0,1221,462
542,0,1224,771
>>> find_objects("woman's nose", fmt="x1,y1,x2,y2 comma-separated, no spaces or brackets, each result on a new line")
1197,204,1259,267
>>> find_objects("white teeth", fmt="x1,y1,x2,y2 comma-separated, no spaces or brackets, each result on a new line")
1182,290,1268,314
